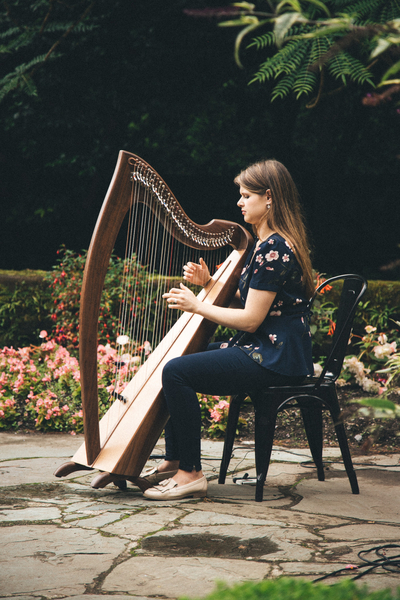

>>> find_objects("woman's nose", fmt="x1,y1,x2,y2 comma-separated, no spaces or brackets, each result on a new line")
237,197,243,206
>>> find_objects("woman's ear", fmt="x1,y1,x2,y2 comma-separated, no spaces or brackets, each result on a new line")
265,189,272,208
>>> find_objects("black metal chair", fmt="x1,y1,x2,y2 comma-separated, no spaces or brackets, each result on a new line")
218,274,368,502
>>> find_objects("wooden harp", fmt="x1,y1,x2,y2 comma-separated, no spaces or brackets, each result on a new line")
55,151,253,490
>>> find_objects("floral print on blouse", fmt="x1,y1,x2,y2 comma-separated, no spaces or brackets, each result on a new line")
227,234,313,377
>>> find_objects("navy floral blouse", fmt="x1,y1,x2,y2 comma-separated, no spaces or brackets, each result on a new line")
227,234,313,377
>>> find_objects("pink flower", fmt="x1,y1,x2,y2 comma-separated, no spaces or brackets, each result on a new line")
282,254,290,262
269,334,277,344
39,330,48,339
217,400,229,410
209,409,221,422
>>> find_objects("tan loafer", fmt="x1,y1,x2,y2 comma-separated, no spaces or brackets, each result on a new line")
143,476,207,500
141,467,178,486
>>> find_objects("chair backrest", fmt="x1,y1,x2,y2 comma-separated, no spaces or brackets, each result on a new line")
312,274,367,384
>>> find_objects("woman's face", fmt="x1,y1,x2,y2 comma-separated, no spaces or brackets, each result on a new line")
237,186,269,228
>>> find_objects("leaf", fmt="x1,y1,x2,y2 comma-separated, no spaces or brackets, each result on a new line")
232,2,256,9
357,398,397,411
379,78,400,84
234,20,266,67
380,58,400,82
302,0,331,17
276,0,302,13
371,38,391,59
274,12,304,47
219,15,259,28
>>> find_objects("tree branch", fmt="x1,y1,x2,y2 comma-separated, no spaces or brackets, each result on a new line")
39,0,56,36
30,0,96,77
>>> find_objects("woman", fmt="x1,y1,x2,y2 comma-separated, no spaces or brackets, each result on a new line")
143,159,314,500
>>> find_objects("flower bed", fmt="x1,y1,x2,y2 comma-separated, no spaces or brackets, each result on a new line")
0,336,243,438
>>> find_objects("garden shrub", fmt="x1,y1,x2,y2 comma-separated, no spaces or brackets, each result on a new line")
43,247,127,350
1,258,400,353
324,280,400,332
43,246,179,351
181,577,400,600
0,271,52,348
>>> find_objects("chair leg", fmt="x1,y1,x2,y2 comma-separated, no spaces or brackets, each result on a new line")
333,419,359,494
218,394,245,484
325,389,359,494
254,404,278,502
299,400,325,481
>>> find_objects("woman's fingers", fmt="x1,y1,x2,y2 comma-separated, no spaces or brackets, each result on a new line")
162,284,196,311
182,258,209,285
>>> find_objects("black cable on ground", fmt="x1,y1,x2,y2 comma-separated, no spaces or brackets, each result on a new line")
313,544,400,583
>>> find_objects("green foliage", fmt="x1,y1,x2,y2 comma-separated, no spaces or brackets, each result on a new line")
0,277,52,348
357,395,400,418
356,281,400,331
219,0,400,101
0,0,96,102
180,577,400,600
44,246,156,351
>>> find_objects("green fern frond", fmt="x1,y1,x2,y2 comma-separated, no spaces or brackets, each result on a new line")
341,0,400,23
271,70,298,100
42,21,96,34
328,51,375,85
248,31,276,50
0,53,50,103
292,63,318,97
2,31,38,55
380,0,400,22
292,38,326,98
250,39,309,83
0,27,21,41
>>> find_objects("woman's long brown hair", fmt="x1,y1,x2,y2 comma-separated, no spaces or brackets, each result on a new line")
234,159,314,299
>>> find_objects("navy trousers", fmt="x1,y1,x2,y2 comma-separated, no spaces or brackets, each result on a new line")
162,343,305,472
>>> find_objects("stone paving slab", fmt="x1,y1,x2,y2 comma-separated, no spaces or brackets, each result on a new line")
102,556,270,597
293,471,400,523
0,524,128,597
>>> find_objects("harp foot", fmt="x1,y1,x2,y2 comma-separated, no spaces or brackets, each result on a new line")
54,461,93,478
91,472,153,492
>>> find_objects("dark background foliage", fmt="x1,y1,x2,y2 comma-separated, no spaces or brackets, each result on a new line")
1,0,399,279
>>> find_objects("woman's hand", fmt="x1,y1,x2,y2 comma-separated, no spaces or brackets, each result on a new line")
163,283,200,314
183,257,210,287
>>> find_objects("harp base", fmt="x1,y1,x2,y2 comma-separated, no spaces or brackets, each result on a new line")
91,471,152,492
54,461,93,478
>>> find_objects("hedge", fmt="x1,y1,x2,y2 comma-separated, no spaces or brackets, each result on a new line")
180,578,400,600
1,268,400,350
